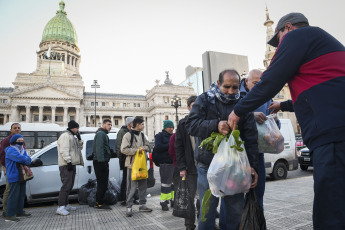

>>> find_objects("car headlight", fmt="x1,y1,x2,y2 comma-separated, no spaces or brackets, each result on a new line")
298,151,302,156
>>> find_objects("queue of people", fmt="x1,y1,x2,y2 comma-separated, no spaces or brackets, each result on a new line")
1,11,345,230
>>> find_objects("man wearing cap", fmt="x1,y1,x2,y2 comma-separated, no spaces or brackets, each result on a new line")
0,123,24,218
153,120,175,211
56,120,84,216
115,116,136,206
228,12,345,229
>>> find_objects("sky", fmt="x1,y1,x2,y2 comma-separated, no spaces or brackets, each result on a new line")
0,0,344,95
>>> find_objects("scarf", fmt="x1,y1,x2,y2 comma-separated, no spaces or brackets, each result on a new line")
11,144,25,155
207,82,240,104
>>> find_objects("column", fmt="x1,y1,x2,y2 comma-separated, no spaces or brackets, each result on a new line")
122,116,125,125
63,107,68,126
25,106,31,123
75,107,80,123
111,116,114,126
85,115,89,127
38,106,43,123
4,114,8,124
99,115,103,126
51,106,56,123
10,106,18,122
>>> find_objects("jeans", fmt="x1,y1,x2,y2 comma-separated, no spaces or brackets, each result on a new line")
93,160,109,205
6,181,26,217
58,165,76,206
254,153,265,210
313,141,345,230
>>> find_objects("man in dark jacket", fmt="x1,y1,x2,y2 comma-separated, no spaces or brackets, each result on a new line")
93,119,112,210
186,69,258,230
175,95,197,230
228,12,345,229
115,117,134,206
154,120,174,211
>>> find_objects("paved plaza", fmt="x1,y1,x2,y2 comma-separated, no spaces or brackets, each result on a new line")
0,176,314,230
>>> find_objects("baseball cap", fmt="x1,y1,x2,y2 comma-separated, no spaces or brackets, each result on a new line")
268,12,309,47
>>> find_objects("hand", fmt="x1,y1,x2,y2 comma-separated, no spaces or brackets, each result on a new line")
180,170,187,179
254,112,267,124
76,132,81,140
268,101,281,113
67,162,73,171
228,111,240,131
218,121,230,135
250,168,258,188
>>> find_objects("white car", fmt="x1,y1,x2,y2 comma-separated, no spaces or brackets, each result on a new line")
0,133,121,207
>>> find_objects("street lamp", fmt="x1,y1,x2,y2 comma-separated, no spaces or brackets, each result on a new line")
91,80,100,127
170,94,181,123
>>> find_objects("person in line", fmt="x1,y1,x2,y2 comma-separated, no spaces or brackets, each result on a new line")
153,120,175,211
175,95,198,230
0,123,23,218
93,119,113,210
186,69,259,230
121,117,152,217
5,134,31,222
56,120,84,216
115,117,136,206
228,12,345,229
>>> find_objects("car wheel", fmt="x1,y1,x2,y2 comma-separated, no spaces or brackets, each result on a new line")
271,162,288,180
300,165,308,171
0,186,5,210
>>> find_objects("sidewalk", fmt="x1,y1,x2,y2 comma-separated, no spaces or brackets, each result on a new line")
0,176,314,230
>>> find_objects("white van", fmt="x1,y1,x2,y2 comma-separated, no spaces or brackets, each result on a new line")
264,119,299,180
0,133,120,206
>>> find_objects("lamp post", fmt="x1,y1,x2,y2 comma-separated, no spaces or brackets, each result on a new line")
91,80,100,127
170,94,181,123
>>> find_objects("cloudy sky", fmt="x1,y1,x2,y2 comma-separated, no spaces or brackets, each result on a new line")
0,0,344,95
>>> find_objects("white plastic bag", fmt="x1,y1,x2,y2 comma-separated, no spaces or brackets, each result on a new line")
207,134,252,197
256,114,284,154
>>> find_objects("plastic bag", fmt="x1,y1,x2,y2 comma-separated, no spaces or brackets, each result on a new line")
207,134,252,197
131,149,148,180
239,189,267,230
78,179,97,205
256,114,284,154
85,179,119,206
109,177,121,194
173,178,195,219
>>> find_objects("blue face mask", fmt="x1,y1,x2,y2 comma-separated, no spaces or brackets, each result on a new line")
15,142,24,145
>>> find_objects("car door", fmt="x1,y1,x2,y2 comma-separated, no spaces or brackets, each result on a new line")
28,145,78,200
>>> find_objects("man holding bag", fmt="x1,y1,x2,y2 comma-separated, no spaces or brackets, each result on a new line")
186,69,259,230
121,117,152,217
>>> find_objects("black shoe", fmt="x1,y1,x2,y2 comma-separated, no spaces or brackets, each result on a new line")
16,212,31,217
160,201,169,211
94,203,112,210
133,200,140,205
170,200,174,208
120,201,127,206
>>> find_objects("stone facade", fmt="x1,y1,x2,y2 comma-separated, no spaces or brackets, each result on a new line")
0,1,195,141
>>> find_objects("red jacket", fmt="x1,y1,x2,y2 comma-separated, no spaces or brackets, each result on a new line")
168,133,177,167
0,134,26,167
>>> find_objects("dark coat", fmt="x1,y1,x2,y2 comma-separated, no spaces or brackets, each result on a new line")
93,129,111,162
153,130,173,165
175,115,197,174
186,92,259,171
115,125,130,170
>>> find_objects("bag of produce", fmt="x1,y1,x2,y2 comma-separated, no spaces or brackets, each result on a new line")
207,131,252,197
256,115,284,154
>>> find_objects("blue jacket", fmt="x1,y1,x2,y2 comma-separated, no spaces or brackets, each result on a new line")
234,26,345,151
186,92,259,171
5,146,31,183
240,79,281,129
153,130,173,165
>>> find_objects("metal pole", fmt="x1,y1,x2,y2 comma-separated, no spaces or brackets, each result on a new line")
91,80,100,127
94,87,96,127
175,106,178,123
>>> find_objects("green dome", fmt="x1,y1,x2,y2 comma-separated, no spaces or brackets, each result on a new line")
41,1,78,46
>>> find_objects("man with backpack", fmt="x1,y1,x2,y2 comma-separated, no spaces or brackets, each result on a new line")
121,117,152,217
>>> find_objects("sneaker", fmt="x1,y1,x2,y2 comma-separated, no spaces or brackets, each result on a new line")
160,201,169,211
65,205,77,211
94,203,112,210
120,201,127,206
5,216,20,222
133,200,140,205
126,208,132,217
56,206,70,216
16,212,31,217
139,205,152,212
